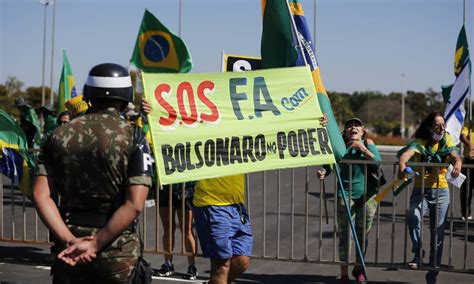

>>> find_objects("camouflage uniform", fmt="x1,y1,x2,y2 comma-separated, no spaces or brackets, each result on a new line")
36,107,152,283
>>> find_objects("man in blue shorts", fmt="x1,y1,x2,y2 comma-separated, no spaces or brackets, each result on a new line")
193,174,253,284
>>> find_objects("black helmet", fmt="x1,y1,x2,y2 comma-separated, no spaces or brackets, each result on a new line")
83,63,133,103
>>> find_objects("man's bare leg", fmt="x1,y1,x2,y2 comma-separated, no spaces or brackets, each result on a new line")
228,256,250,282
210,258,230,284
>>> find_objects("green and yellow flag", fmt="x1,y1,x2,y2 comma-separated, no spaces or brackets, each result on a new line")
0,109,35,198
444,25,471,145
57,50,77,113
261,0,298,69
19,104,42,146
261,0,346,161
131,9,192,73
454,26,469,76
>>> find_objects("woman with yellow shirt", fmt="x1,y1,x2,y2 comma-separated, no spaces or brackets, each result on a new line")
398,112,462,284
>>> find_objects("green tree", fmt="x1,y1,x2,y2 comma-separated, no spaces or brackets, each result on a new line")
405,89,443,125
5,76,24,97
327,91,354,126
0,84,7,97
25,86,52,110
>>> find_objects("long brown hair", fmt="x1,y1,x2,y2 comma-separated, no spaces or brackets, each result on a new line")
414,112,444,141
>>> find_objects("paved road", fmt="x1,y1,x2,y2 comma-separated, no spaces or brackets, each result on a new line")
1,151,473,283
1,242,474,283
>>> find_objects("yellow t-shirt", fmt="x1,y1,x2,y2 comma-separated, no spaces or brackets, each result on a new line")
193,174,245,207
412,134,455,189
461,126,473,157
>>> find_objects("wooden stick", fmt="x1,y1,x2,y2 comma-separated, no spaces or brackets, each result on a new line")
322,179,329,224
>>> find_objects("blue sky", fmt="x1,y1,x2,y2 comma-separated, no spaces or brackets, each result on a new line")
0,0,472,95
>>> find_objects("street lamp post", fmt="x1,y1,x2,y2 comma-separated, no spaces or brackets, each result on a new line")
40,0,51,107
49,0,56,106
401,73,406,139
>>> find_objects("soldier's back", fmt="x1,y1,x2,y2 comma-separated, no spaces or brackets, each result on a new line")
47,109,134,213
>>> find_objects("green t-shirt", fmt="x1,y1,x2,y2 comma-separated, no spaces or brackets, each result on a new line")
338,141,382,199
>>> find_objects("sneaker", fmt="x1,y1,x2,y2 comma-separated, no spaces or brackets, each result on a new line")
351,268,366,283
461,215,472,221
155,262,175,277
407,255,420,269
145,199,156,207
355,272,367,283
184,264,198,280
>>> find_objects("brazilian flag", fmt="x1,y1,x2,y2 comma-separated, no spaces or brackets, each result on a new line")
57,50,77,114
130,9,192,73
443,25,471,145
261,0,346,161
0,109,36,198
20,104,42,147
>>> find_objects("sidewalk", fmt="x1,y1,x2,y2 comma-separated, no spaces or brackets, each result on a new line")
0,242,473,283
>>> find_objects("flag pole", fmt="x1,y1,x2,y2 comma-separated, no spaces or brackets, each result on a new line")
221,51,226,72
49,0,56,106
313,0,316,52
463,0,466,26
335,163,368,279
285,0,308,67
463,0,472,150
464,0,471,128
40,0,50,107
178,0,182,37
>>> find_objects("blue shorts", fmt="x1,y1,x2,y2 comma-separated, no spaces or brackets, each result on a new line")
193,204,253,260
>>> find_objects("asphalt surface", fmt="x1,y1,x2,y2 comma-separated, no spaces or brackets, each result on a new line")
1,151,473,283
0,242,473,283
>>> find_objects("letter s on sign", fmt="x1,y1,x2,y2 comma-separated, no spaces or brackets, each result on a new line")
155,84,177,126
198,80,219,123
233,60,252,72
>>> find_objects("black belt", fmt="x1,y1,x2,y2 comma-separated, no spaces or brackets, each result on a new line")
64,212,137,232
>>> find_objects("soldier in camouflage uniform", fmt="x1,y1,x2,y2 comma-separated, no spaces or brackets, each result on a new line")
33,63,152,283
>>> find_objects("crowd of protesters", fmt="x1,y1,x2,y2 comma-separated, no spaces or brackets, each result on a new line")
3,68,472,284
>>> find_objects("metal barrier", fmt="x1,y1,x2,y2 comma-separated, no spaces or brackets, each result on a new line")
1,159,473,274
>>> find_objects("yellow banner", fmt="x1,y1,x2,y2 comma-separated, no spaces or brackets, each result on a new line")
142,66,335,184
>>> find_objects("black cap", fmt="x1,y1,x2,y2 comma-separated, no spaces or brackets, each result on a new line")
344,117,363,128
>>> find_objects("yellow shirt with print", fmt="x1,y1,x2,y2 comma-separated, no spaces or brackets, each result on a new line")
413,134,455,189
461,126,474,157
193,174,245,207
